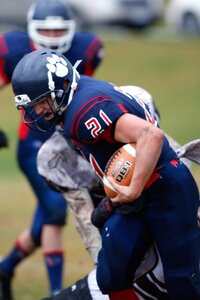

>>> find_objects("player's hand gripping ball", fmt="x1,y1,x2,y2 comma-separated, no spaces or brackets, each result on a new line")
103,143,136,198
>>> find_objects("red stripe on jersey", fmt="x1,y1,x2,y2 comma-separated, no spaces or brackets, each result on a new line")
89,154,104,180
0,34,8,55
117,103,128,113
75,98,112,140
83,61,94,76
145,172,160,189
85,36,101,60
70,95,112,137
0,58,9,87
170,159,179,167
84,37,103,75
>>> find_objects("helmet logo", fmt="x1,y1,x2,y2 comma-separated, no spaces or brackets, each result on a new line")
46,54,69,91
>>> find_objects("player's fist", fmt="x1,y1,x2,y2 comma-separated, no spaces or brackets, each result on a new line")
91,196,119,229
0,129,8,148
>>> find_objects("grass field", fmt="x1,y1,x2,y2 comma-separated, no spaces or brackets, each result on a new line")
0,29,200,299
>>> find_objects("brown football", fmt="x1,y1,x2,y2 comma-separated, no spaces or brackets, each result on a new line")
103,143,136,198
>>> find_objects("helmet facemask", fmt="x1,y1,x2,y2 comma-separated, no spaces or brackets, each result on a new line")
28,18,76,53
16,88,69,132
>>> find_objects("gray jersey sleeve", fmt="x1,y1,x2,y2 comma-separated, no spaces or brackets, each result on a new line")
37,130,99,190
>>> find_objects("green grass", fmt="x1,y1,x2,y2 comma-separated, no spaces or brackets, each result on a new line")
0,181,93,299
0,31,200,299
95,33,200,142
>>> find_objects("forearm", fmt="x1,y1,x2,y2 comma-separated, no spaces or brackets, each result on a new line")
111,113,164,203
129,126,164,197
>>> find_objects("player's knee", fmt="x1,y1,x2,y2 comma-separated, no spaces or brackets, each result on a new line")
31,226,42,246
31,208,67,246
45,207,67,226
43,193,68,225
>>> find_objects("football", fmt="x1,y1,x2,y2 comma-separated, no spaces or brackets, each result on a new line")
103,143,136,198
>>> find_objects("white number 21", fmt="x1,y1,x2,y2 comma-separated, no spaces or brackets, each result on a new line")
85,109,112,138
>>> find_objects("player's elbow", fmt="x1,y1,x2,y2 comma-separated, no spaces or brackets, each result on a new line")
153,127,165,147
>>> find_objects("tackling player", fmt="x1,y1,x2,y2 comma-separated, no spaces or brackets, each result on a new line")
12,49,200,300
0,0,104,298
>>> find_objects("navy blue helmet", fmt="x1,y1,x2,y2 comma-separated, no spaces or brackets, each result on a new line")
27,0,76,52
12,48,80,131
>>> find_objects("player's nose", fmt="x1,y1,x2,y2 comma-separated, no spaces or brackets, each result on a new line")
34,103,44,115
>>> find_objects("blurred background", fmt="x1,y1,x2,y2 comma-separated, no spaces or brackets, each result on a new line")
1,0,200,35
1,0,200,34
0,0,200,299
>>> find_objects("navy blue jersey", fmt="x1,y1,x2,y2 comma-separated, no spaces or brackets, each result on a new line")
67,32,104,76
0,31,35,83
64,76,177,178
0,31,103,83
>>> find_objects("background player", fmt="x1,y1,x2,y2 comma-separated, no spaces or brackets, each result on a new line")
12,49,200,299
0,0,104,298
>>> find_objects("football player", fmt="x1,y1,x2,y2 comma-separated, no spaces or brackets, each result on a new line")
35,86,169,300
36,86,200,300
12,49,200,300
0,0,104,298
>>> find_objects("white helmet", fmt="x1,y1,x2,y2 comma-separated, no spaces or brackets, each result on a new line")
27,0,76,53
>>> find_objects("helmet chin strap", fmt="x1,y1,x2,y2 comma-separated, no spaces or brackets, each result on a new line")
66,60,82,107
47,70,58,109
